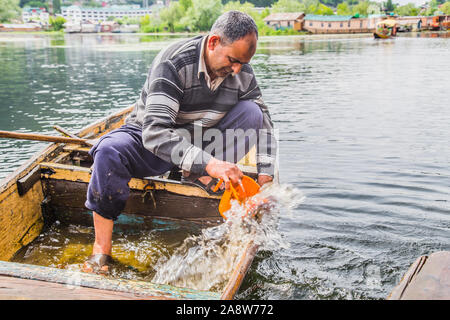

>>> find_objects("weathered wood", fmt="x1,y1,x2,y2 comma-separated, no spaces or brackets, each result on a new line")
0,130,92,146
0,275,171,300
220,241,259,300
387,251,450,300
0,261,221,300
0,179,44,261
44,179,221,219
16,165,41,196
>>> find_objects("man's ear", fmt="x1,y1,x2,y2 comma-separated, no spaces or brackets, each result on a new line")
207,35,221,51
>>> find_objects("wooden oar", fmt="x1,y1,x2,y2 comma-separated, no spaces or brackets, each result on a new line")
0,130,93,146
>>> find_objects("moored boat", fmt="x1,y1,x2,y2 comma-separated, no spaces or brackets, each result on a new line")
0,106,271,300
374,19,398,39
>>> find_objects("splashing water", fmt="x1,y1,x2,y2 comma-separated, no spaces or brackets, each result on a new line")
152,183,305,292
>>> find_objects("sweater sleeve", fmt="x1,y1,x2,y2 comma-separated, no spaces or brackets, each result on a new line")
239,72,277,177
141,60,212,175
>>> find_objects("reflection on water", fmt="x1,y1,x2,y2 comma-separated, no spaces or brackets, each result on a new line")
1,32,449,299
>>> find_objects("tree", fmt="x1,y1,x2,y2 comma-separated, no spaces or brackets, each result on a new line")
394,3,419,16
425,0,439,15
352,0,370,16
160,1,184,32
0,0,21,23
315,3,334,15
49,15,66,31
271,0,305,13
183,0,223,31
384,0,395,12
337,2,352,15
24,0,48,10
52,0,61,14
441,1,450,14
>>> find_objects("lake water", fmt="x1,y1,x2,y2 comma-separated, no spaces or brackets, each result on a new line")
0,32,449,299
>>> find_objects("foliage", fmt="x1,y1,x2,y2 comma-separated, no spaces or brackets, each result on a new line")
159,1,185,32
394,3,419,16
24,0,48,10
183,0,223,31
337,2,352,15
49,15,66,31
424,0,441,15
0,0,21,23
441,1,450,14
352,0,369,16
52,0,61,14
271,0,305,13
384,0,395,12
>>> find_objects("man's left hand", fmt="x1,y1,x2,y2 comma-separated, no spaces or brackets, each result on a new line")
257,174,273,186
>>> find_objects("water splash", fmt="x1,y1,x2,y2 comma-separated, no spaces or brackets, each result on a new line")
151,183,305,292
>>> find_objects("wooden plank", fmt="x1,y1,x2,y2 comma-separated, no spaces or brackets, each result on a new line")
0,275,171,300
40,162,219,198
220,241,259,300
44,179,222,219
388,251,450,300
0,261,221,300
0,180,44,261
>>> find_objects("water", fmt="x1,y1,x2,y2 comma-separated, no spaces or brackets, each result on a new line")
1,32,449,299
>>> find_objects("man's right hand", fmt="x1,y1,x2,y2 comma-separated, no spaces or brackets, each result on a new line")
205,157,243,190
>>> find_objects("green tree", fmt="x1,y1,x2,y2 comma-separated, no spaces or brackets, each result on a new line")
271,0,305,13
314,3,334,15
352,0,370,16
49,15,66,31
441,1,450,14
394,3,419,16
425,0,439,15
180,0,193,11
384,0,395,12
24,0,47,10
337,2,352,15
52,0,61,14
160,1,185,32
0,0,21,23
184,0,223,31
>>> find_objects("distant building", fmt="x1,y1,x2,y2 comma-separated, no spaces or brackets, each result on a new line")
61,4,164,23
304,14,379,33
22,7,50,24
263,12,305,31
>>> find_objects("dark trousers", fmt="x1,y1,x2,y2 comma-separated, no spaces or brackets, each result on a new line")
85,100,263,220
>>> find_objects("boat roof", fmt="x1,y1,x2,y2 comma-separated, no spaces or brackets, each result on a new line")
377,19,397,27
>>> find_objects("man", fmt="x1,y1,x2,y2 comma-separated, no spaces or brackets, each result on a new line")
83,11,277,273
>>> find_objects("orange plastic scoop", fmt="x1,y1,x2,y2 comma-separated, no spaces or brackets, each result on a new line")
214,175,261,219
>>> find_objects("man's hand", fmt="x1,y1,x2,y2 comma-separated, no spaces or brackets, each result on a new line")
257,174,273,187
205,157,243,190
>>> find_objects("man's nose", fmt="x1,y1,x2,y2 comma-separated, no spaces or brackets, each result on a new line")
231,63,242,74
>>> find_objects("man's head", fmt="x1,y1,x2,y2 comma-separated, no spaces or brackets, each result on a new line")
205,11,258,79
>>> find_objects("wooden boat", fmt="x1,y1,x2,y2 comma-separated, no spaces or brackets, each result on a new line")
387,251,450,300
374,19,397,39
0,106,270,300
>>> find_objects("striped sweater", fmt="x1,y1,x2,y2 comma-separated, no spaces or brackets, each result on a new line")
125,35,277,177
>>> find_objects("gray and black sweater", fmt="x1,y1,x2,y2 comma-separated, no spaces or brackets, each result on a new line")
125,35,277,177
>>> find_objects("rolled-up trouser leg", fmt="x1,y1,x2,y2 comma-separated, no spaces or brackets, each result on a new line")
207,100,264,163
85,124,173,221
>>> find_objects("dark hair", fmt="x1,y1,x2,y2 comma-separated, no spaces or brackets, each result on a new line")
210,11,258,45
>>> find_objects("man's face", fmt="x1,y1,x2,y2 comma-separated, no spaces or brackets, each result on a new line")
205,33,257,79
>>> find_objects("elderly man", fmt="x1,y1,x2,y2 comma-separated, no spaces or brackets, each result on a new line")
83,11,277,272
